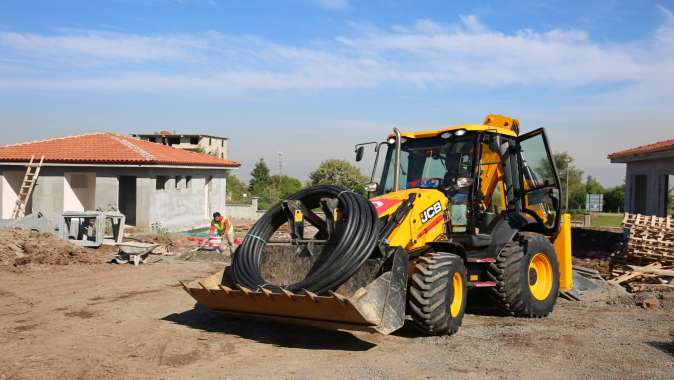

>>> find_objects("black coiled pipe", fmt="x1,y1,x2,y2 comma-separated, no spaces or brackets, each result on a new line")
230,185,380,295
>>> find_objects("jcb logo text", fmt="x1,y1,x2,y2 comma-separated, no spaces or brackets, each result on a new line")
420,202,442,224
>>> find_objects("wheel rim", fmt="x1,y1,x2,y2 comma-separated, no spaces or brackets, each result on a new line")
528,252,553,301
450,272,463,317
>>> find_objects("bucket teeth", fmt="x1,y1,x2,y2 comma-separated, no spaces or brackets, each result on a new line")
179,281,190,292
280,288,296,300
217,284,233,294
328,290,347,304
258,286,273,296
236,284,254,295
302,289,319,303
198,282,213,294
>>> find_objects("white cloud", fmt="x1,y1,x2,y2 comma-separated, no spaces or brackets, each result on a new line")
4,10,674,187
0,31,211,64
0,10,673,97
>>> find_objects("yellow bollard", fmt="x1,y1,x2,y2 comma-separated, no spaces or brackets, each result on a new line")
554,213,573,291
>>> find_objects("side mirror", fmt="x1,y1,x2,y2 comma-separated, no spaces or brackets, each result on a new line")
355,146,365,162
364,182,379,193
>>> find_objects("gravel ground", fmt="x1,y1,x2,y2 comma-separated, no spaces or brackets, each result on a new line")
0,257,672,379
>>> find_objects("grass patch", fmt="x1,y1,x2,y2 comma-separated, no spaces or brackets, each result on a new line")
590,213,624,227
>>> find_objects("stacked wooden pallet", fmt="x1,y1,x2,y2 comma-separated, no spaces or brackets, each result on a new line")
609,213,674,291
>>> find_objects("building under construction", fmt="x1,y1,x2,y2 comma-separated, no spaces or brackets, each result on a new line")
0,132,240,230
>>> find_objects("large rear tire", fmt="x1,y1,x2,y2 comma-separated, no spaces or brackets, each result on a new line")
487,233,559,317
408,252,467,335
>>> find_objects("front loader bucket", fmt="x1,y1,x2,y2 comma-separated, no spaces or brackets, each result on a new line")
181,247,408,334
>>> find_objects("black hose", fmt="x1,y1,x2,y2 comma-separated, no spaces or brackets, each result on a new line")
230,185,380,295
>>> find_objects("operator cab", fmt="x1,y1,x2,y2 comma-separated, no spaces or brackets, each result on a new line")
355,119,562,245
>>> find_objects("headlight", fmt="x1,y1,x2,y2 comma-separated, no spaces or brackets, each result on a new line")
440,132,453,139
364,182,379,192
387,137,396,144
454,129,466,136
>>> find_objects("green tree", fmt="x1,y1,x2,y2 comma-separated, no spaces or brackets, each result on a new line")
604,185,625,213
248,158,271,195
585,175,605,195
224,171,247,203
309,159,369,193
553,152,585,210
270,175,303,199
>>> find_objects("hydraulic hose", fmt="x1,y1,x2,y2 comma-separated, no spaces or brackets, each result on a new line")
231,185,380,295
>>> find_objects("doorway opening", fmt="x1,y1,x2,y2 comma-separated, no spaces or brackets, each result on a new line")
118,176,137,226
634,174,647,214
667,175,673,217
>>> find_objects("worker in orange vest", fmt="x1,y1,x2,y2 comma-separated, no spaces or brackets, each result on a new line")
209,212,240,254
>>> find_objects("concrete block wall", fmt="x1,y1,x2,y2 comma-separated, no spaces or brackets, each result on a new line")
0,171,5,218
0,165,229,232
146,168,227,231
0,167,67,223
225,197,260,221
31,174,66,224
95,175,119,211
149,175,206,231
623,157,674,217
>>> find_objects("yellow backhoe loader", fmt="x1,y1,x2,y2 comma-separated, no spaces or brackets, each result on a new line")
182,114,572,336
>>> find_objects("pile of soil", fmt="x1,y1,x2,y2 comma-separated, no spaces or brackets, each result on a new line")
0,228,100,269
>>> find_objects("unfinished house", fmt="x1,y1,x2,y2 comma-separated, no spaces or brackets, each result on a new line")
0,133,240,230
609,138,674,217
131,132,229,159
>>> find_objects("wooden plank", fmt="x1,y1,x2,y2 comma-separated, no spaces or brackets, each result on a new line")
608,262,661,284
627,265,674,277
628,283,674,292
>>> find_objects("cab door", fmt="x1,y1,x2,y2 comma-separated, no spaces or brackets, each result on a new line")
515,128,562,233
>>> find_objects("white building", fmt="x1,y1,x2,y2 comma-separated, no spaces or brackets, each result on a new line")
132,132,229,159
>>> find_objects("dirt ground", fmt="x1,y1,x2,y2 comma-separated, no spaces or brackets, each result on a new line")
1,256,673,380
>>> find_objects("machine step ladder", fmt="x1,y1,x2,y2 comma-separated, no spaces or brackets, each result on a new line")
11,155,44,219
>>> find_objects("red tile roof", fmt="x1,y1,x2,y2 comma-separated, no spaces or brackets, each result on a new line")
0,132,240,168
608,138,674,159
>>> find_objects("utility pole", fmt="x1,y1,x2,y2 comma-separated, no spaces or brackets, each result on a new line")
277,152,284,177
274,152,284,202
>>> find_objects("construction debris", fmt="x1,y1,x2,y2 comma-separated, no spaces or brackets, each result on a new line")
609,213,674,292
128,232,194,256
0,228,102,270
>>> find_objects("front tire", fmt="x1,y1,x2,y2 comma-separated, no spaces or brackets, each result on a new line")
408,252,467,335
488,233,560,317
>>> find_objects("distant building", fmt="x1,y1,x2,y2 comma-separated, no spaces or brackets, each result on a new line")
131,131,229,159
0,133,240,230
608,138,674,217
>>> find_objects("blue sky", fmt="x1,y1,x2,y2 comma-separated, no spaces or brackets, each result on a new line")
1,0,674,185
